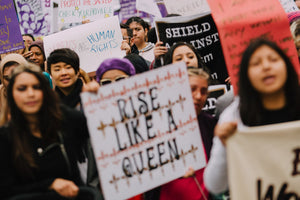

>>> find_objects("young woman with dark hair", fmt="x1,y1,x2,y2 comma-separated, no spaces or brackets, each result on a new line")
204,38,300,195
0,63,97,200
125,17,155,64
163,42,208,69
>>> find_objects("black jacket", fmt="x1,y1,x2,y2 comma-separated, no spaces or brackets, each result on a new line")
0,105,88,199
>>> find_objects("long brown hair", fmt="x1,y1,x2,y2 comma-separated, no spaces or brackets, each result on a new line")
6,63,62,179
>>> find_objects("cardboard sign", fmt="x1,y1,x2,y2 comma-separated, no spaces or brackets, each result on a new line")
43,16,125,73
163,0,210,16
227,120,300,200
81,62,206,200
0,0,24,54
207,0,300,94
155,13,229,84
15,0,51,37
58,0,114,23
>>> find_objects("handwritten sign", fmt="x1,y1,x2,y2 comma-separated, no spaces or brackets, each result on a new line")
41,0,54,35
207,0,300,94
44,16,125,73
227,120,300,200
81,62,206,200
58,0,114,24
155,13,229,84
163,0,210,16
0,0,24,54
15,0,50,37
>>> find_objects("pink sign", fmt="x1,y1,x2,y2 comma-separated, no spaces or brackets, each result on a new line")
207,0,300,94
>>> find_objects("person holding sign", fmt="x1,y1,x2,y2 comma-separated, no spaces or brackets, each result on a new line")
125,17,155,65
0,63,97,200
145,68,216,200
156,42,212,76
204,38,300,195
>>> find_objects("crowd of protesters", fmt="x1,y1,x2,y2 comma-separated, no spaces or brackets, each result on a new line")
0,3,300,199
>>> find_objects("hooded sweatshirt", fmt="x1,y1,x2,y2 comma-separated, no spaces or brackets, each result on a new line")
138,42,155,64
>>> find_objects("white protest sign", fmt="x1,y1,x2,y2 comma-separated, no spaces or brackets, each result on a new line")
279,0,299,13
227,120,300,200
58,0,114,23
81,62,207,200
136,0,162,17
163,0,210,16
43,16,125,73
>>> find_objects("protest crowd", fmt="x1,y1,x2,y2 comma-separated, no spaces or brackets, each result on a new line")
0,0,300,199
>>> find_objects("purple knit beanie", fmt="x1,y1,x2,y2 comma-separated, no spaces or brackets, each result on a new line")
96,58,136,82
288,11,300,24
29,40,45,58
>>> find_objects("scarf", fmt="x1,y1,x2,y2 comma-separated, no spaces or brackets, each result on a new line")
55,79,83,109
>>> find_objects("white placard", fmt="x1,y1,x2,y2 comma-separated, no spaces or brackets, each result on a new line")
58,0,114,23
227,120,300,200
163,0,211,16
44,16,125,73
81,62,207,200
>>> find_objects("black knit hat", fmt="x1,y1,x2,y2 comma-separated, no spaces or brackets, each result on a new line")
47,48,80,74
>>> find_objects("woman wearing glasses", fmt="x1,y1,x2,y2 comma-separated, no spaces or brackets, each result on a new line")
96,58,136,86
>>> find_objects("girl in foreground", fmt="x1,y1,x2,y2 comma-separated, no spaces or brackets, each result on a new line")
0,63,97,199
204,38,300,194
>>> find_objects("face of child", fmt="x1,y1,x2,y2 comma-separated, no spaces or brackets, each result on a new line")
172,45,198,68
13,72,43,116
129,22,147,48
247,45,287,96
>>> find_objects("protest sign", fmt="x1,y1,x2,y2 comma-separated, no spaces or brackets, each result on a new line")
15,0,51,37
202,84,230,116
0,0,24,54
155,13,229,84
43,16,125,73
41,0,54,35
81,62,207,200
279,0,299,13
58,0,114,24
227,120,300,200
163,0,210,16
207,0,300,94
116,0,153,24
136,0,162,17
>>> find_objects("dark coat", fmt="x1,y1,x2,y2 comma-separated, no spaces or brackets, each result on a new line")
0,105,88,199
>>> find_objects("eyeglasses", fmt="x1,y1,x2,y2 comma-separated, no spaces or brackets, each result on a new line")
100,75,128,85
